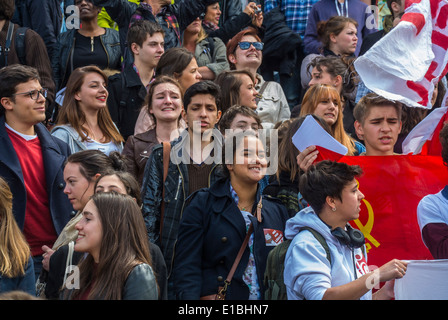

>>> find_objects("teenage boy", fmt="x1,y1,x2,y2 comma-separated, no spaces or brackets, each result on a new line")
107,19,164,141
141,80,223,298
0,64,73,277
353,93,403,156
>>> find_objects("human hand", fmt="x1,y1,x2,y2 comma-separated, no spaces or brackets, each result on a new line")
42,245,55,272
244,2,261,17
378,259,408,282
296,145,319,172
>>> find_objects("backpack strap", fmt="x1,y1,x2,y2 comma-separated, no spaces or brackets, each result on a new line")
255,80,269,104
1,21,15,67
159,141,171,246
300,227,332,265
14,26,27,65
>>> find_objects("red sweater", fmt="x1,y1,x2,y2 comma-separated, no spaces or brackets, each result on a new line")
7,127,57,256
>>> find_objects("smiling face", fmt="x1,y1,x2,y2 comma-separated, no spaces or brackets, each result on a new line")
149,82,183,123
74,72,108,112
75,0,101,21
237,74,258,110
1,79,47,134
354,105,402,156
204,2,221,25
228,35,262,70
228,135,267,185
75,199,103,263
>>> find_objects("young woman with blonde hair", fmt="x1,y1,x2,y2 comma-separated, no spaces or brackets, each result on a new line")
0,177,35,295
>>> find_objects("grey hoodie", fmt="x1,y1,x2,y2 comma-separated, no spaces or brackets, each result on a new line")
283,206,371,300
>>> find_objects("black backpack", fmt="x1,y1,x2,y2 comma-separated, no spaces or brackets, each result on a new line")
0,21,27,68
264,227,332,300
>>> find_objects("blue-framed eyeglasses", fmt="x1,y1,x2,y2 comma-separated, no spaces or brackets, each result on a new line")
237,41,264,51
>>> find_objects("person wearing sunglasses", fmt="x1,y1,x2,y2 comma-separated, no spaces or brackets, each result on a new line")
0,64,73,280
226,27,290,130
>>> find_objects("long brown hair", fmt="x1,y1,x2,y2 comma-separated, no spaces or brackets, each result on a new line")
277,115,332,182
300,84,356,155
0,177,31,278
215,69,255,115
56,65,124,144
70,192,155,300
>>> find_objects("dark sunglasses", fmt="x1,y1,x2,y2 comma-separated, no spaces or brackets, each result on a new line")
237,41,264,51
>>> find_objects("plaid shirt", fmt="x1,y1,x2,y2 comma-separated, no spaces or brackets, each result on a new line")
264,0,321,37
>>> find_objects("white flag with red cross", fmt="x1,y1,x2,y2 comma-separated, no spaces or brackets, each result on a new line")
354,0,448,109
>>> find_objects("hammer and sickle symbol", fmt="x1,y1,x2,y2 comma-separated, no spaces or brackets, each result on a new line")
353,198,380,249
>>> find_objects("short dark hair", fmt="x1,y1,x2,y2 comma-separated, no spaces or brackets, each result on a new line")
218,105,261,134
300,160,363,214
127,19,164,54
0,64,41,116
183,80,221,112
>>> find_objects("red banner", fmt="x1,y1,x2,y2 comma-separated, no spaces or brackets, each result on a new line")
339,155,448,268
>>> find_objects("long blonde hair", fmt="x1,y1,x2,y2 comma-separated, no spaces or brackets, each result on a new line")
300,84,356,155
0,177,30,278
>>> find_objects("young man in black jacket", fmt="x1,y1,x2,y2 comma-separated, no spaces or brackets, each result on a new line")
107,19,164,141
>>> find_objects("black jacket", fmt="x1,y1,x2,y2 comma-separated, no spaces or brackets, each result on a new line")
260,7,303,76
107,62,147,141
173,178,288,300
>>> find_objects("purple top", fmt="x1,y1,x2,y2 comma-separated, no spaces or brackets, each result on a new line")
303,0,377,56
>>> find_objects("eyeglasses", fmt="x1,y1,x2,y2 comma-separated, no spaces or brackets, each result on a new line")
12,88,48,100
237,41,264,51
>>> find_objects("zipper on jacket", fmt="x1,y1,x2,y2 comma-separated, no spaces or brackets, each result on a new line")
174,175,181,200
168,164,186,278
99,34,110,66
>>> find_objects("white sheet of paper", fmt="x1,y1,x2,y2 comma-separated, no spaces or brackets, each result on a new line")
394,259,448,300
291,115,348,154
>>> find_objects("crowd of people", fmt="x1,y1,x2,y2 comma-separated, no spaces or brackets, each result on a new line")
0,0,447,301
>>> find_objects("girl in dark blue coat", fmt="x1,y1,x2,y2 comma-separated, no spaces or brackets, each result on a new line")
173,132,288,300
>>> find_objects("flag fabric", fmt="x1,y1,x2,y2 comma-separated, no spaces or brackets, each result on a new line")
339,155,448,268
402,106,448,155
354,0,448,109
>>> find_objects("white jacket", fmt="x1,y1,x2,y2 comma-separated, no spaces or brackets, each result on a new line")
283,206,371,300
255,74,290,129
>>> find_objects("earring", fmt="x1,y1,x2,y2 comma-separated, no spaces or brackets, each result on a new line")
332,207,337,212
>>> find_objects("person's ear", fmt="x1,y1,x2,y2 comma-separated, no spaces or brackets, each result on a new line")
325,196,337,212
228,53,237,65
354,120,364,140
0,97,14,111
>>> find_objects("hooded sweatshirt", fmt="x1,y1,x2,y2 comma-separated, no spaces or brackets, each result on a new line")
283,206,371,300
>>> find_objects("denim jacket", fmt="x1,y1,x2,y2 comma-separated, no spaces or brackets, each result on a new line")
0,258,35,296
52,28,121,90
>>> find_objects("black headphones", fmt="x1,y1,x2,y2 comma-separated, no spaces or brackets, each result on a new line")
331,224,365,249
